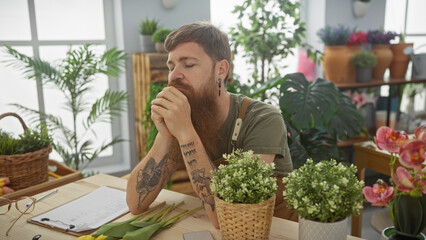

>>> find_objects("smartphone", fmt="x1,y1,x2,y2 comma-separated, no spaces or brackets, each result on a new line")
183,230,214,240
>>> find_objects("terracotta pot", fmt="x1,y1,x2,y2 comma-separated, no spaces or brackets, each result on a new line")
299,217,347,240
372,44,393,80
346,45,362,82
390,43,413,79
322,46,350,83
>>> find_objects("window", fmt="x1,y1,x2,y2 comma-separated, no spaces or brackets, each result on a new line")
0,0,128,173
210,0,299,87
384,0,426,114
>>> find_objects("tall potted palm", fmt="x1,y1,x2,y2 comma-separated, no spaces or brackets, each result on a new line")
4,44,128,171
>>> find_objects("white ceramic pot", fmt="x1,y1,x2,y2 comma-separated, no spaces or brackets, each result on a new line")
299,217,347,240
353,0,369,18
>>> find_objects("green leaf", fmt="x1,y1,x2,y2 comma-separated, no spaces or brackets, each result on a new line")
289,128,339,169
279,73,340,131
85,90,128,128
326,92,364,140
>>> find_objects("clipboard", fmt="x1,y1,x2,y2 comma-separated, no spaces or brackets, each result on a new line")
28,186,130,237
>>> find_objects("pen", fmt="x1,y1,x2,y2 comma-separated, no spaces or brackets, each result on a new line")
27,189,58,207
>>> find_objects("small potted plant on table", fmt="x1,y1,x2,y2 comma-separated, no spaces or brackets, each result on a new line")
283,159,364,240
211,149,277,240
351,51,377,83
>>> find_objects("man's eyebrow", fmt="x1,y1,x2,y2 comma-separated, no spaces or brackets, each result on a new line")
167,56,199,65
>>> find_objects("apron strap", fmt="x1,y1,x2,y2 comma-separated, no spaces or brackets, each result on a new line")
231,97,251,153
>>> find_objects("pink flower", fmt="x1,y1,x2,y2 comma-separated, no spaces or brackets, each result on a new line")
374,127,409,153
392,167,415,193
398,140,426,169
352,92,367,109
414,125,426,141
363,179,394,206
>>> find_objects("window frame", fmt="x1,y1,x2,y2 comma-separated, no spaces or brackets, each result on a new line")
0,0,130,175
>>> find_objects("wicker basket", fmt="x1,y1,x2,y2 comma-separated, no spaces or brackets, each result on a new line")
0,112,51,190
214,194,275,240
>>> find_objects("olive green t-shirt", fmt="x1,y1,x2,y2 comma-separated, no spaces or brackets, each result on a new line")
211,93,293,177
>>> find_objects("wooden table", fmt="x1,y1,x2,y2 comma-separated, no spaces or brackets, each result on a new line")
351,141,401,237
0,174,364,239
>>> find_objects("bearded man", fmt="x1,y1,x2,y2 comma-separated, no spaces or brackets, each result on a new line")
126,22,296,228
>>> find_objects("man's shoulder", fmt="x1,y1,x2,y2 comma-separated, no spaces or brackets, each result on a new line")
231,93,280,114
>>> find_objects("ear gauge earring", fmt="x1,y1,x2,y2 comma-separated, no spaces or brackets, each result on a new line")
218,78,222,96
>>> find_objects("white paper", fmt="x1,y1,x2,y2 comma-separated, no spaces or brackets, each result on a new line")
31,186,129,232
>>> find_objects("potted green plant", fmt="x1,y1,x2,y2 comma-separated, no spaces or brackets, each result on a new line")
0,113,52,190
4,44,127,172
211,149,277,240
317,25,351,83
283,159,364,240
139,18,159,52
351,51,377,83
152,28,172,53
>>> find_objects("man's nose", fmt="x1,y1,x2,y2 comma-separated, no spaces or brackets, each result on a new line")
169,67,184,82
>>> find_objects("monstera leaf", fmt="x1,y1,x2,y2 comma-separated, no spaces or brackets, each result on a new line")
289,128,339,169
278,73,362,168
326,92,364,140
279,73,340,131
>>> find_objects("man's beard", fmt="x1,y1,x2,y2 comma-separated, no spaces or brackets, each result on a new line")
168,75,220,169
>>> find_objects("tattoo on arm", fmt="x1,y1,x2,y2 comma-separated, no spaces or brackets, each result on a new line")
135,154,173,208
188,159,197,168
191,168,215,212
180,141,194,148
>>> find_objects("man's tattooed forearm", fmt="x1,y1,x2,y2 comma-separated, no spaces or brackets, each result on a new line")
188,159,197,168
135,154,171,208
183,149,196,156
191,168,215,211
180,141,195,148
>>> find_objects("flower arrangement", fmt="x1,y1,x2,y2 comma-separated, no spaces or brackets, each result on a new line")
351,51,377,68
210,149,277,204
283,159,364,223
347,31,367,46
363,126,426,239
366,30,399,45
345,89,377,110
317,25,351,46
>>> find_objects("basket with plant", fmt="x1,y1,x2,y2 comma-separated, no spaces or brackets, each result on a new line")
211,149,277,240
0,112,52,190
283,159,364,240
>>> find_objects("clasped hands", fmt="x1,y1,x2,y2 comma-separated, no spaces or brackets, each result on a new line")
151,86,194,142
